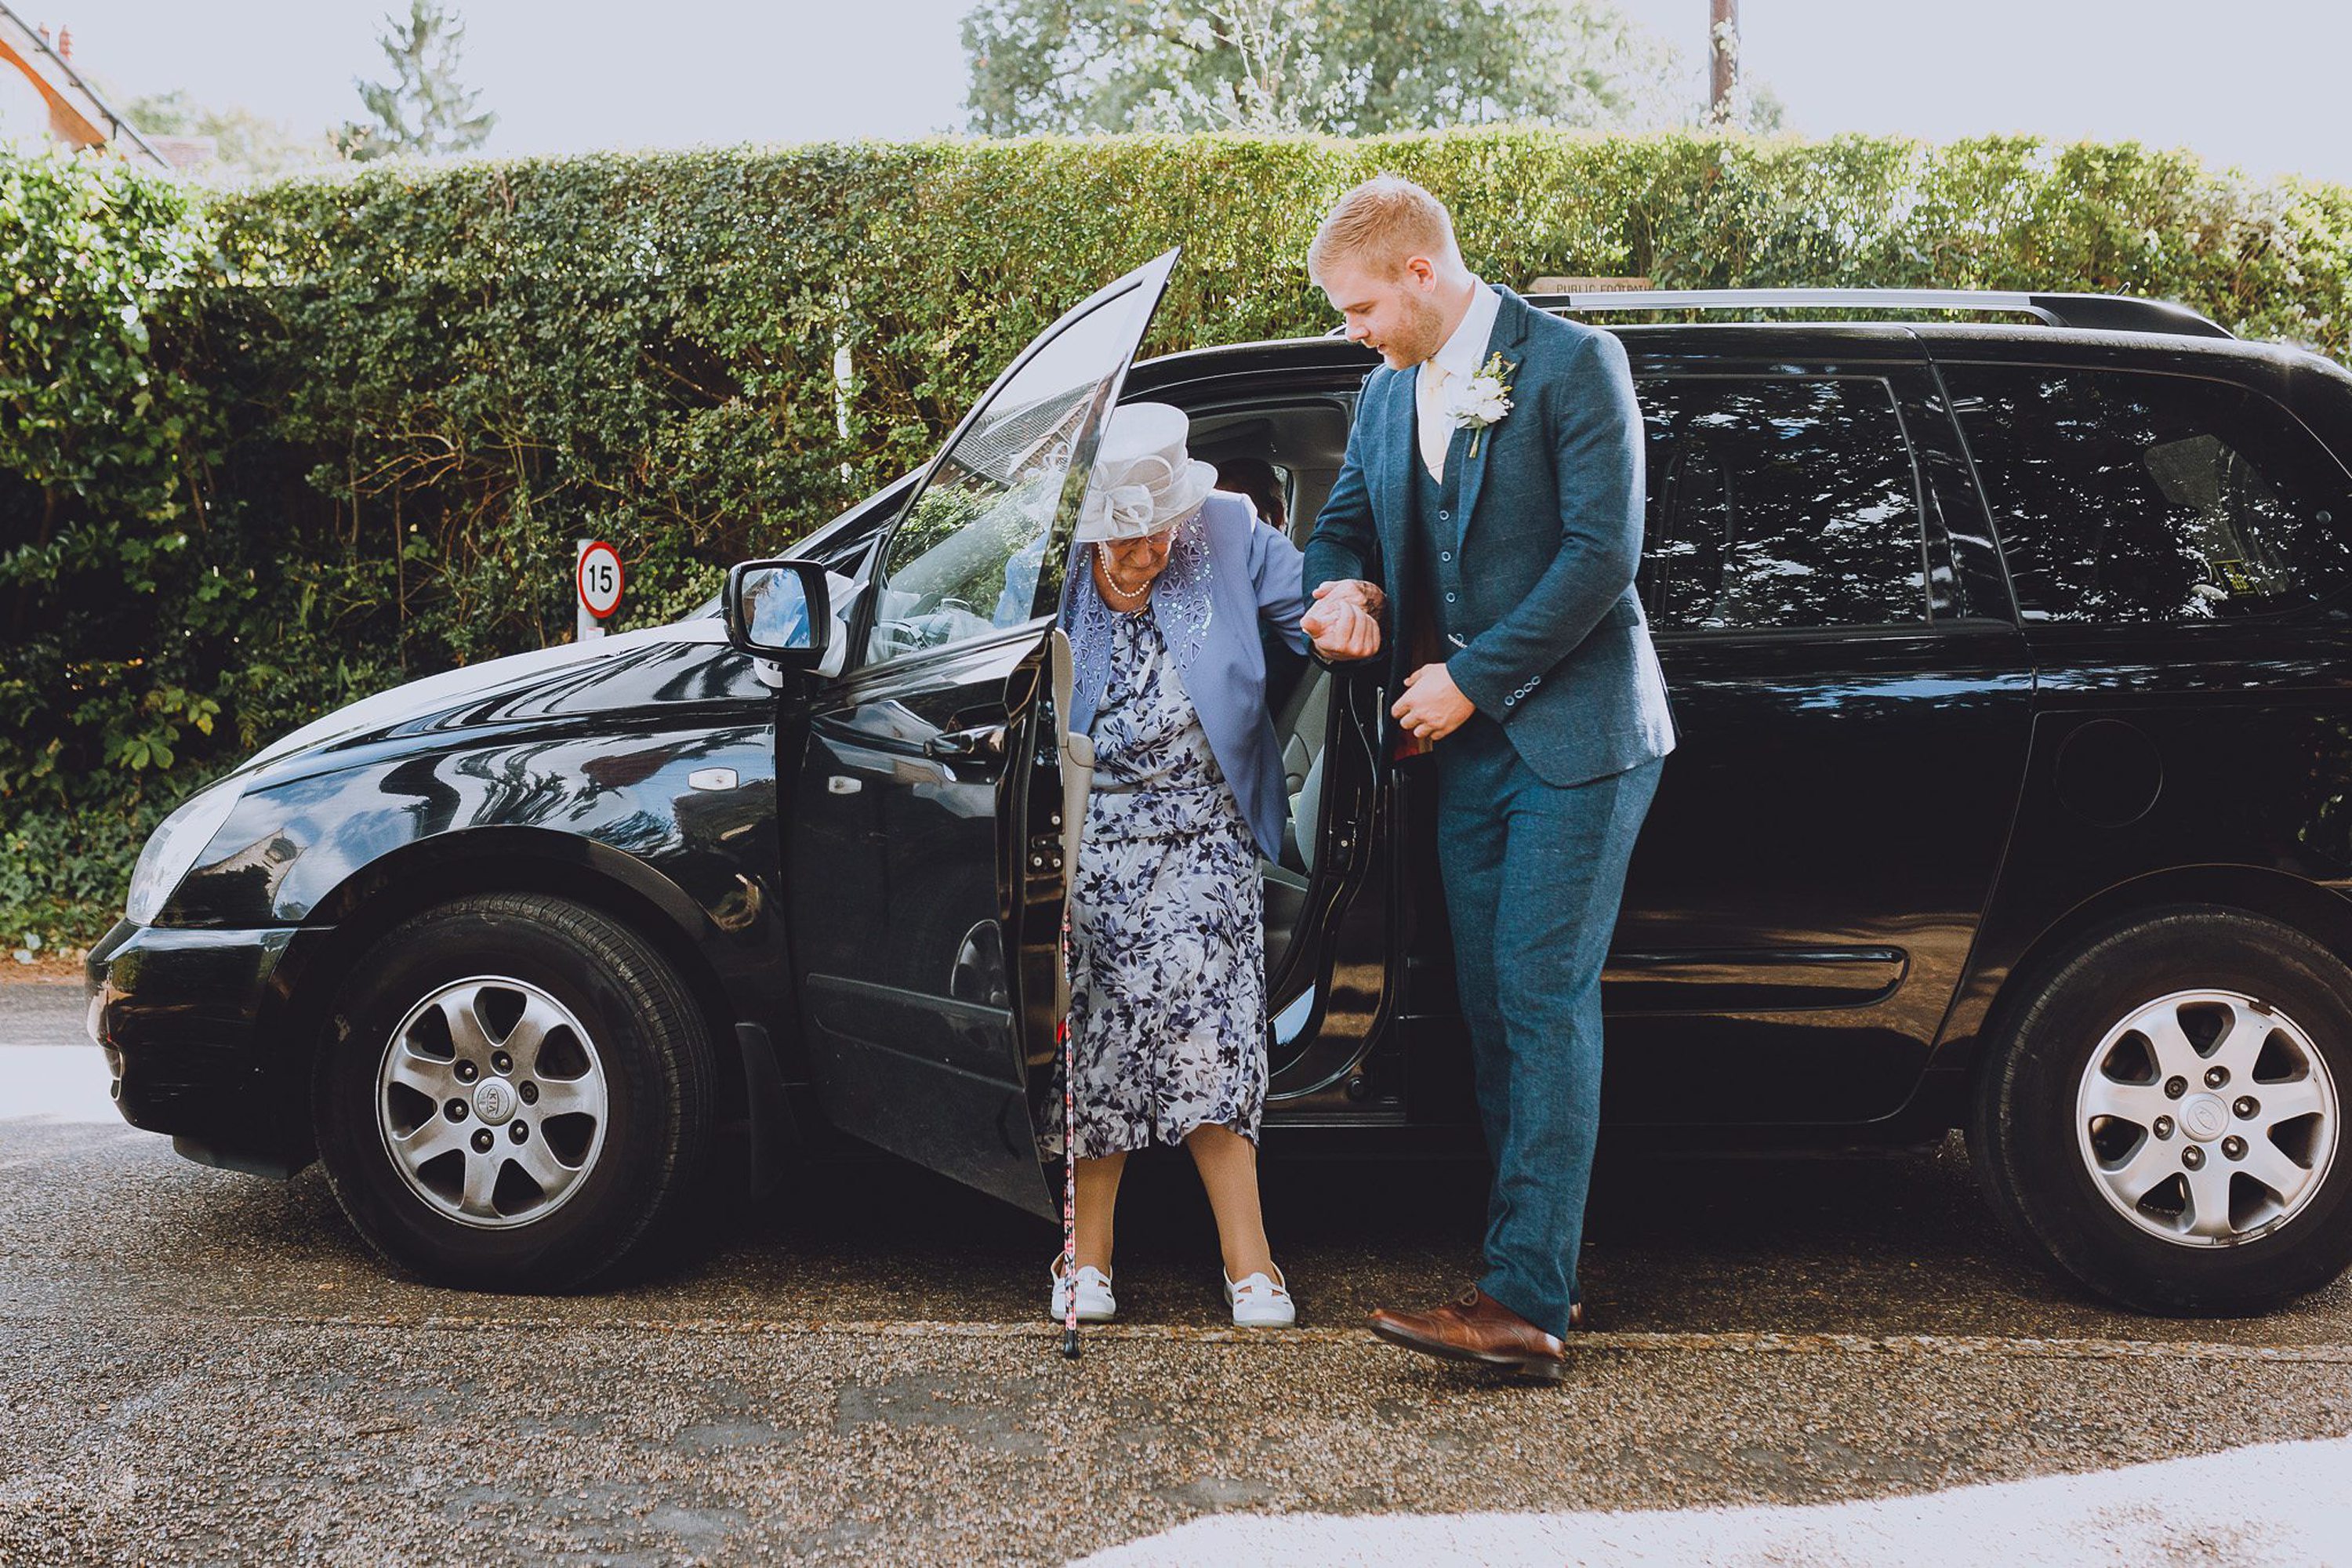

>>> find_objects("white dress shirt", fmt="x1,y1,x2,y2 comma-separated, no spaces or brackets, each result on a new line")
1414,279,1501,481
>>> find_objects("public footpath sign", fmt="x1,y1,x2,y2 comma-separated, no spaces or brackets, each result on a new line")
576,539,623,641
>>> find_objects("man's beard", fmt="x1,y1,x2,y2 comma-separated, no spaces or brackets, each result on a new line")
1385,290,1449,367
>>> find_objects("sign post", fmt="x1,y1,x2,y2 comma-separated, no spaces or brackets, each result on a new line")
575,539,622,642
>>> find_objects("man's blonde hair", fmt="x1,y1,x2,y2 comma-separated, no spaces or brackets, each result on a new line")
1308,174,1461,284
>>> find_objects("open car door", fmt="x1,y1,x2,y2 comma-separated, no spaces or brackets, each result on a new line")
784,252,1177,1217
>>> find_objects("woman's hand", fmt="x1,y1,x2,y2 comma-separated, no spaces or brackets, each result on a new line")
1312,578,1386,619
1303,597,1381,662
1302,579,1385,662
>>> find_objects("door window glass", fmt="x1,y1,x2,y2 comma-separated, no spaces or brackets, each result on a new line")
1941,364,2352,622
1638,376,1929,630
866,285,1154,664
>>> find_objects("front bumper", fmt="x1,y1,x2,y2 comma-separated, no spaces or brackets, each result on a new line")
85,919,308,1168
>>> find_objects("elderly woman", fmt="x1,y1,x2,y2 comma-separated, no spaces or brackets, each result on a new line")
1047,401,1308,1329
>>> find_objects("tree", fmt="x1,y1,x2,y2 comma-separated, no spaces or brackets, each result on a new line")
961,0,1690,136
125,91,338,183
336,0,497,162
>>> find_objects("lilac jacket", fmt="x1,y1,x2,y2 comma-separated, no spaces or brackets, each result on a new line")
1062,491,1308,862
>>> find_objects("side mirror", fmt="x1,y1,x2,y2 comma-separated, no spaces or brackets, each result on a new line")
724,559,831,671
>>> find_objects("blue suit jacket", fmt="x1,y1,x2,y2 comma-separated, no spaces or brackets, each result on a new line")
1065,491,1308,862
1304,285,1676,787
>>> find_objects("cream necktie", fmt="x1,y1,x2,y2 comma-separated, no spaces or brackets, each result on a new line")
1415,361,1451,481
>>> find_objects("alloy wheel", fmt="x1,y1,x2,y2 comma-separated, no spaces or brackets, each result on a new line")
374,975,609,1229
2075,988,2338,1247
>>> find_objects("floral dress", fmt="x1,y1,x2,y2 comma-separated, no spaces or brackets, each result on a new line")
1047,604,1268,1160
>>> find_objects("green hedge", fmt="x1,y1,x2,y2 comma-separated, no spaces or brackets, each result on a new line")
6,128,2351,949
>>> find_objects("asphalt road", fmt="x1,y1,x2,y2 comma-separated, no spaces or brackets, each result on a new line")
5,978,2350,1565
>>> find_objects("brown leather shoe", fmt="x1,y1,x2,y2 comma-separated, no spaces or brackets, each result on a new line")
1368,1286,1572,1381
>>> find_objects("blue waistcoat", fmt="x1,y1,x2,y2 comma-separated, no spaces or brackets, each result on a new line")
1303,285,1678,788
1411,440,1469,652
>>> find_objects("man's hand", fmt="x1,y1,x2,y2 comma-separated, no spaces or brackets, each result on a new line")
1392,662,1475,742
1302,582,1384,662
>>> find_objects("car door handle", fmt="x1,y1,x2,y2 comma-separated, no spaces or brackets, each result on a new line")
924,724,1006,761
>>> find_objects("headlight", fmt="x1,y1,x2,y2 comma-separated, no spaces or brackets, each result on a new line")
123,778,246,925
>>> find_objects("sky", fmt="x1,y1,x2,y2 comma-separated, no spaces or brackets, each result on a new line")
5,1,2350,187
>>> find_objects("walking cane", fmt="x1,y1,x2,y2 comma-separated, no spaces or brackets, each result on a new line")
1060,988,1081,1360
1048,629,1092,1359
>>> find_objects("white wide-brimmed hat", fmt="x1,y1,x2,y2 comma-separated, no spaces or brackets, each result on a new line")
1076,401,1218,543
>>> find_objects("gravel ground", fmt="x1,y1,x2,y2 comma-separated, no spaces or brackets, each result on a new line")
5,978,2349,1565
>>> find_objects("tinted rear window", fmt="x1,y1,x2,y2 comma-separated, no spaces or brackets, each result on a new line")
1943,365,2352,623
1636,376,1929,631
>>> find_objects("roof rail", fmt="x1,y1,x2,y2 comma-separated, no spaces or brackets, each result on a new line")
1521,288,2235,340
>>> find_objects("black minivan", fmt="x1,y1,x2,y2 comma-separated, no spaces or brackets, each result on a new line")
85,252,2352,1315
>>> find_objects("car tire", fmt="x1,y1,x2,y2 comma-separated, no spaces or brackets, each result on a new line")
314,893,715,1292
1971,905,2352,1315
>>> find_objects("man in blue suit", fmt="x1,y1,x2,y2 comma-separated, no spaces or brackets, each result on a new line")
1299,175,1675,1381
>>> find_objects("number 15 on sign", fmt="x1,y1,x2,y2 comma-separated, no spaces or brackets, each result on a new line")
576,539,623,641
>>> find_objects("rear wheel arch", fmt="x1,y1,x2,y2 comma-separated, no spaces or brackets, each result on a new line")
1962,865,2352,1088
1968,890,2352,1312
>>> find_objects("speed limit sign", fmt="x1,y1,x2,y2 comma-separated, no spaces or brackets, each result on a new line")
577,540,624,620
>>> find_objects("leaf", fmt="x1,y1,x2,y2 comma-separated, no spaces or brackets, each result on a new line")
5,128,2349,946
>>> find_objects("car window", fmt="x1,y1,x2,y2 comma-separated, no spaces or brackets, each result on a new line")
1637,376,1929,630
866,287,1155,665
1942,365,2352,623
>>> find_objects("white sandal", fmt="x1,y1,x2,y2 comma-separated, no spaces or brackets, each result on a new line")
1050,1258,1117,1323
1223,1264,1296,1328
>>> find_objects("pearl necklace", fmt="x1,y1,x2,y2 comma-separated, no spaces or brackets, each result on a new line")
1098,557,1157,606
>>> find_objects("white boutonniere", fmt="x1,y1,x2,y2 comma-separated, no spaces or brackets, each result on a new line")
1444,351,1516,458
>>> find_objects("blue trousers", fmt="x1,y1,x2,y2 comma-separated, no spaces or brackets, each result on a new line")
1434,716,1662,1339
